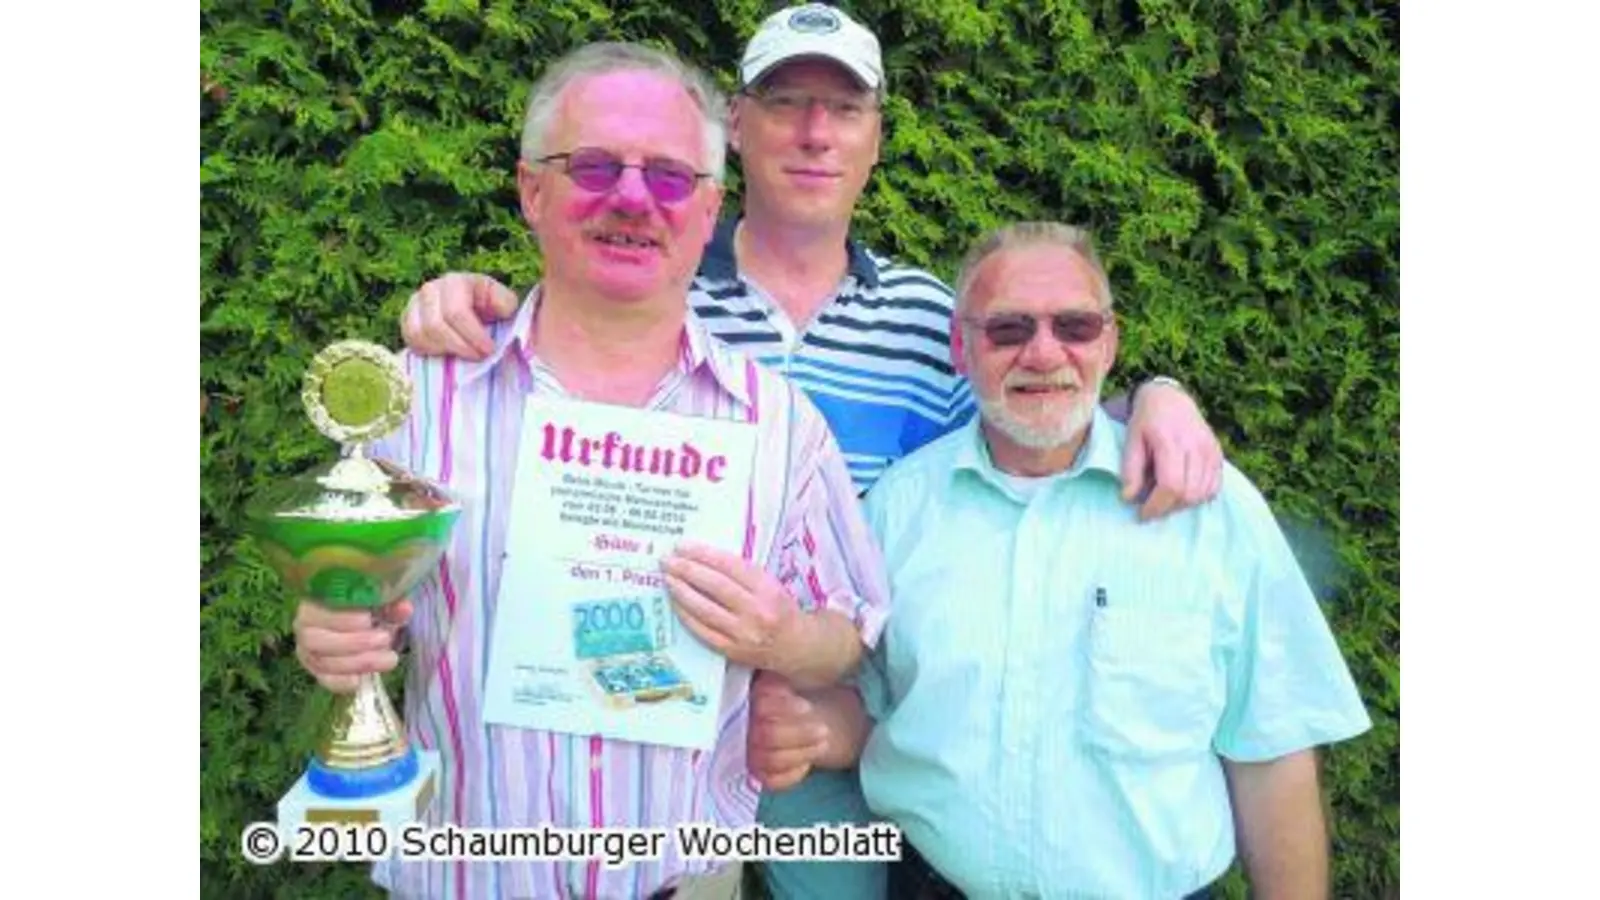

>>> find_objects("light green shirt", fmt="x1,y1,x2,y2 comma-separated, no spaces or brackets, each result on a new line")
857,408,1372,899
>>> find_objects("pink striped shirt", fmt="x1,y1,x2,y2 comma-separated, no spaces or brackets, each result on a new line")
369,291,891,899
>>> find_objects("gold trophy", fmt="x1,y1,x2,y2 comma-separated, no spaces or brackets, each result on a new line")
246,341,459,829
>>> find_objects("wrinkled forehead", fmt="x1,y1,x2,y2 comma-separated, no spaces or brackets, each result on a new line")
551,70,707,158
968,245,1105,315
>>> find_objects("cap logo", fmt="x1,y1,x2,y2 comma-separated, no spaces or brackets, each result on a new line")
788,7,840,33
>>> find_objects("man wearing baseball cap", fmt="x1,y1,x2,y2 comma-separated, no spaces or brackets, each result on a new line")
739,2,885,90
394,5,1227,897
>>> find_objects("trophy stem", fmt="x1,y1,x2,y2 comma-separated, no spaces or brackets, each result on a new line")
306,671,419,798
322,671,409,767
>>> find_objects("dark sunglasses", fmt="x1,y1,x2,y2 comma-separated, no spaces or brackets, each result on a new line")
963,310,1114,347
536,147,711,204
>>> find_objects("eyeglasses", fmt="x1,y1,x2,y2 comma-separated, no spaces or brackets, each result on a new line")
963,310,1114,348
743,87,878,123
535,147,711,204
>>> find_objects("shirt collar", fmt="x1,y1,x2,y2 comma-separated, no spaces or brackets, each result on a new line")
452,286,541,388
952,403,1124,491
700,215,881,289
680,304,756,407
455,284,753,408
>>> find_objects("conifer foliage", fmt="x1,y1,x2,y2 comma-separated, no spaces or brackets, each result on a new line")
201,2,1398,896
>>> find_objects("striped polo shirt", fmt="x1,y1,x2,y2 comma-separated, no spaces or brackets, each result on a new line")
690,217,976,493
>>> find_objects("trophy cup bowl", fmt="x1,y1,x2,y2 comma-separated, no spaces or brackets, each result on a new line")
245,340,460,831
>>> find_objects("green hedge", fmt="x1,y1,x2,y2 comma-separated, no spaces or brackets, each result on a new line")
200,1,1398,897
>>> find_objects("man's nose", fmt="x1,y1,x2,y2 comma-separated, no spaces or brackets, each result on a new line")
797,100,836,151
1017,321,1069,369
609,165,653,212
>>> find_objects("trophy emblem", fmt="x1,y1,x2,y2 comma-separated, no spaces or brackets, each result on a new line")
246,340,459,830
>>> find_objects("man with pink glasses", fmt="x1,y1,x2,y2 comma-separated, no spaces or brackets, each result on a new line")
292,40,892,900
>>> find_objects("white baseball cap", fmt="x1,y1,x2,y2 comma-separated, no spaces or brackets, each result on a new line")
739,3,884,92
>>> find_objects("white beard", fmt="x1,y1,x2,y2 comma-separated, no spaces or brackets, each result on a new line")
976,379,1099,450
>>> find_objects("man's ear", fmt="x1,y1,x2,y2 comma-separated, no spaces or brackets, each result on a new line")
950,314,968,374
516,159,543,232
700,182,724,236
1098,320,1119,381
728,96,744,155
870,111,883,168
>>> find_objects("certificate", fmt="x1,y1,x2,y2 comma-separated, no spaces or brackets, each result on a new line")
481,394,758,750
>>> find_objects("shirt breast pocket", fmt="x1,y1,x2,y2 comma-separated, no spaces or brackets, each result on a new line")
1080,596,1222,762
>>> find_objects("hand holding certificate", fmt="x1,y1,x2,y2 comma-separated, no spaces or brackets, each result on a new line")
661,541,806,673
481,394,762,750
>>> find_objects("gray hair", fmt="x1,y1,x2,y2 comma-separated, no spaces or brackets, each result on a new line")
953,222,1116,315
518,42,729,183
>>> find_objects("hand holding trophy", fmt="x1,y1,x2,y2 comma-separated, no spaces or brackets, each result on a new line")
246,340,460,830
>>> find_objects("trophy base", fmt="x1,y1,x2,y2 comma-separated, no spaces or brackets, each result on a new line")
278,749,440,830
308,744,419,798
